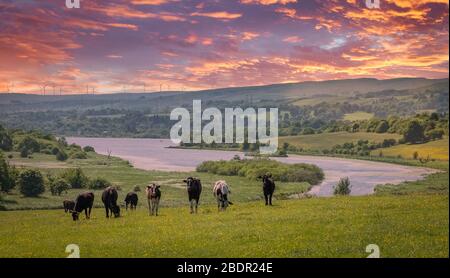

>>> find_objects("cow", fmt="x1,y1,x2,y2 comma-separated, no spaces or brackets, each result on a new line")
183,177,202,214
145,184,161,216
258,174,276,206
102,186,120,218
124,192,138,210
71,192,94,221
63,200,75,213
213,180,233,211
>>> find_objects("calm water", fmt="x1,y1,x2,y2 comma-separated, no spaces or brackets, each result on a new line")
67,137,435,196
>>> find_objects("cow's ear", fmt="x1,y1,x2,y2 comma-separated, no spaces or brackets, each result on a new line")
183,180,187,183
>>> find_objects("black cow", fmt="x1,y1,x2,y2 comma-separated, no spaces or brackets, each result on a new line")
258,174,275,206
63,200,75,213
183,177,202,214
72,192,94,221
102,186,120,218
125,192,138,210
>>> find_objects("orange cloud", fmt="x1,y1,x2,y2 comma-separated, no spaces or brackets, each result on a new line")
190,11,242,20
241,0,297,5
283,36,302,43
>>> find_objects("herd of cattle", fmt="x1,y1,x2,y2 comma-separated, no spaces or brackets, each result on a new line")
63,174,276,221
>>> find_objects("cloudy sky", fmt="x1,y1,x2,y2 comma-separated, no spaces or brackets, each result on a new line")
0,0,448,94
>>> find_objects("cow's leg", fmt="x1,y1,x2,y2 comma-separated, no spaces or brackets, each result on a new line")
88,206,92,218
155,199,159,216
269,193,273,206
147,199,152,215
105,206,109,218
189,199,194,214
195,199,198,214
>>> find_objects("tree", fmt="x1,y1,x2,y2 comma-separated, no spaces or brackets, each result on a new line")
375,120,389,133
18,136,40,153
0,153,17,192
0,129,13,151
61,168,88,188
403,120,425,144
18,169,45,197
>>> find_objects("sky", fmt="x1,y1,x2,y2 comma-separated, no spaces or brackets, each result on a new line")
0,0,448,94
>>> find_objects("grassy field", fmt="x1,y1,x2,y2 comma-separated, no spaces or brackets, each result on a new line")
0,194,447,258
343,111,374,121
371,138,449,161
280,132,402,151
0,152,310,210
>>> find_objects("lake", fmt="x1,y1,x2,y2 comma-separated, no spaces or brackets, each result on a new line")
67,137,435,197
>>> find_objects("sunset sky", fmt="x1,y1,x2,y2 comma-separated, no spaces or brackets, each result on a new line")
0,0,448,94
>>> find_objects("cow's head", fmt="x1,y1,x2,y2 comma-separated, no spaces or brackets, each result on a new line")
258,173,273,184
183,177,199,189
112,205,120,218
71,211,79,221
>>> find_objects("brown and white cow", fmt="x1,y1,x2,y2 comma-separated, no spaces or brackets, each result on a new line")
145,184,161,216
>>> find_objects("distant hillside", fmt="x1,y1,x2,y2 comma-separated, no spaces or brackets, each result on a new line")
0,78,447,113
0,77,448,138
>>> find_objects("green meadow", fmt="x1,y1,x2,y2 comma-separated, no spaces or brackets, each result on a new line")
0,195,447,258
279,132,402,151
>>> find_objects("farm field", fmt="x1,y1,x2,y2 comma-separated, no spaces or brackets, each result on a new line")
0,194,448,258
343,111,375,121
371,138,449,161
279,132,402,151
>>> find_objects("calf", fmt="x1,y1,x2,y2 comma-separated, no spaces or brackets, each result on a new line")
72,192,94,221
145,184,161,216
63,200,75,213
102,186,120,218
183,177,202,214
124,192,138,210
258,174,275,206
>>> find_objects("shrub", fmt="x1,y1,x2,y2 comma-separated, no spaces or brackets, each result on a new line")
70,151,87,159
333,177,351,195
88,178,112,190
20,148,29,158
197,158,324,185
83,146,95,152
18,136,40,153
61,168,88,189
18,169,45,197
56,150,68,161
49,178,69,196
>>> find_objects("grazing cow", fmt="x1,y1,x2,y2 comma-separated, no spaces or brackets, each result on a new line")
145,184,161,216
63,200,75,213
213,180,233,211
102,186,120,218
183,177,202,214
258,174,276,206
72,192,94,221
124,192,138,210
